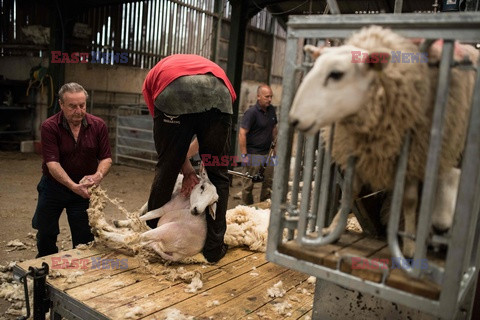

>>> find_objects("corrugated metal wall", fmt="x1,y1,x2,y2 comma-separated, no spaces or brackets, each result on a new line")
76,0,220,68
0,0,51,56
1,0,277,71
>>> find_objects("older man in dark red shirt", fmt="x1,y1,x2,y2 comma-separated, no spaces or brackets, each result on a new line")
32,82,112,257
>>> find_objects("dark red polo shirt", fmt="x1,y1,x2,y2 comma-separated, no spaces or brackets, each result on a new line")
143,54,237,117
41,111,112,183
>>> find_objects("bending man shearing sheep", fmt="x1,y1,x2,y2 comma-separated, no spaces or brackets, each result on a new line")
143,54,237,263
290,26,477,257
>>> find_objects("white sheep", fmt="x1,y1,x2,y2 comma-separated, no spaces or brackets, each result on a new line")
96,168,218,262
114,170,218,229
289,26,477,256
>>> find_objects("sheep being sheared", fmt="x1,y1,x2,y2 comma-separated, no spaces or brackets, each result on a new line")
290,26,477,257
114,170,218,229
96,168,218,262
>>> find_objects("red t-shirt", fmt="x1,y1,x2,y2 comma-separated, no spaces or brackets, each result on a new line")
41,111,112,183
143,54,237,116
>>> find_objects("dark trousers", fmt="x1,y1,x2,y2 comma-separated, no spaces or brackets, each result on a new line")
242,154,275,205
149,108,231,259
32,175,94,257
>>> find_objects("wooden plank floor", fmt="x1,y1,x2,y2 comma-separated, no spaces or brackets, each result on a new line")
15,245,314,319
278,231,443,300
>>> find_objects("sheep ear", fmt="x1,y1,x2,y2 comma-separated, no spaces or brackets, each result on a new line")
199,162,209,179
367,49,391,71
303,44,324,60
208,202,217,220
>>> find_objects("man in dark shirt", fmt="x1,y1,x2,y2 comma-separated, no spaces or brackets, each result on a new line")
32,82,112,257
238,84,277,205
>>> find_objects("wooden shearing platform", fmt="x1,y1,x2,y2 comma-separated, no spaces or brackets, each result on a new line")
278,231,443,301
13,244,314,319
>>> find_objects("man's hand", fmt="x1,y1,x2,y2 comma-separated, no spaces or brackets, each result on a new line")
46,161,98,199
80,171,103,186
72,181,94,199
181,171,199,197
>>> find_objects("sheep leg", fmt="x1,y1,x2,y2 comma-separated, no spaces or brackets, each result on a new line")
114,195,190,228
97,229,140,245
139,195,190,223
139,199,189,223
113,201,149,228
139,225,184,261
93,219,117,232
322,175,361,236
138,201,148,216
138,207,167,222
146,242,176,261
99,230,127,243
113,219,132,228
431,167,460,232
113,207,167,228
322,212,341,236
402,179,419,258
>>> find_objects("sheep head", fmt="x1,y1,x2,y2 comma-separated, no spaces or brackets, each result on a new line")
289,44,390,134
190,168,219,220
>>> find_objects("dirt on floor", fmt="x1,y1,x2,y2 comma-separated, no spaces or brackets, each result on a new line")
0,150,259,318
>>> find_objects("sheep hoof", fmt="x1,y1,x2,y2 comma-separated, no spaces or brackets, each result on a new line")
402,239,415,258
432,224,450,235
114,219,131,228
100,225,115,232
321,228,329,236
432,214,452,234
321,225,335,236
92,228,102,237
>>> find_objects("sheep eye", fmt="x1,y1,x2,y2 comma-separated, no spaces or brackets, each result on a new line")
201,185,205,191
327,70,344,81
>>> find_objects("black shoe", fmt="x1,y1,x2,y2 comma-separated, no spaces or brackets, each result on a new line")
204,244,228,263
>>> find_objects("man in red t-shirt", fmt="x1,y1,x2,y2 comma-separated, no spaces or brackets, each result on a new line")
143,54,236,263
32,82,112,257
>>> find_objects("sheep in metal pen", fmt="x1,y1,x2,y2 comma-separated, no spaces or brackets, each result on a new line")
289,26,477,257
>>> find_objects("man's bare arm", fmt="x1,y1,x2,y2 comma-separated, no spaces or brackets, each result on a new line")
46,162,91,198
81,158,112,185
181,156,199,196
238,127,249,155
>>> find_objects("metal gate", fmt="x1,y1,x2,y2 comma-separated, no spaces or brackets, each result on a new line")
115,105,156,167
266,12,480,319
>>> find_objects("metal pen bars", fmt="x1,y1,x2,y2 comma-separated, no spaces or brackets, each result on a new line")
266,12,480,319
115,105,157,166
